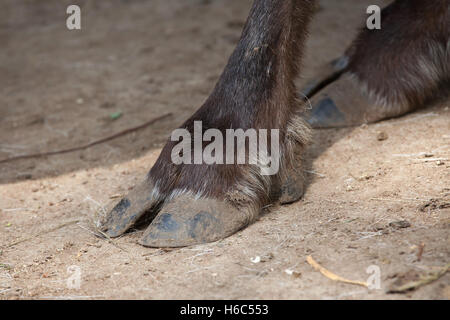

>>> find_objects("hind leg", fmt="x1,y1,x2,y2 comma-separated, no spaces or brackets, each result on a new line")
277,0,449,204
303,0,449,128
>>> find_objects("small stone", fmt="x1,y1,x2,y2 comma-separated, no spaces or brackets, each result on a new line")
285,269,301,278
358,174,373,181
251,256,261,264
377,131,388,141
260,253,274,262
389,220,411,229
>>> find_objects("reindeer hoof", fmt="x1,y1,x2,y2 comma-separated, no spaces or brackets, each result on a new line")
101,178,161,238
101,179,253,247
302,69,393,128
307,97,347,128
139,195,251,248
279,175,304,204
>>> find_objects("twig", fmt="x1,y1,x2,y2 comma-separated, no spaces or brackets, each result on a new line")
3,220,80,248
370,197,428,203
306,255,368,288
186,265,217,274
416,243,425,262
357,231,383,240
76,223,128,253
304,170,326,178
0,113,172,164
38,295,105,300
0,263,13,270
0,288,14,295
1,208,31,212
387,263,450,293
412,158,448,163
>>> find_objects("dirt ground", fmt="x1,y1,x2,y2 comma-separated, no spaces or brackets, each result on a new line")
0,0,449,300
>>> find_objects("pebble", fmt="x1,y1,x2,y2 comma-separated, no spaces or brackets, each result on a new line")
377,131,388,141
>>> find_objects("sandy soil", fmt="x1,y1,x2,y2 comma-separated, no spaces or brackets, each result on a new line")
0,0,449,300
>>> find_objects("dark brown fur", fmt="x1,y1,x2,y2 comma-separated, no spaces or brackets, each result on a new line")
148,0,315,210
346,0,449,117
